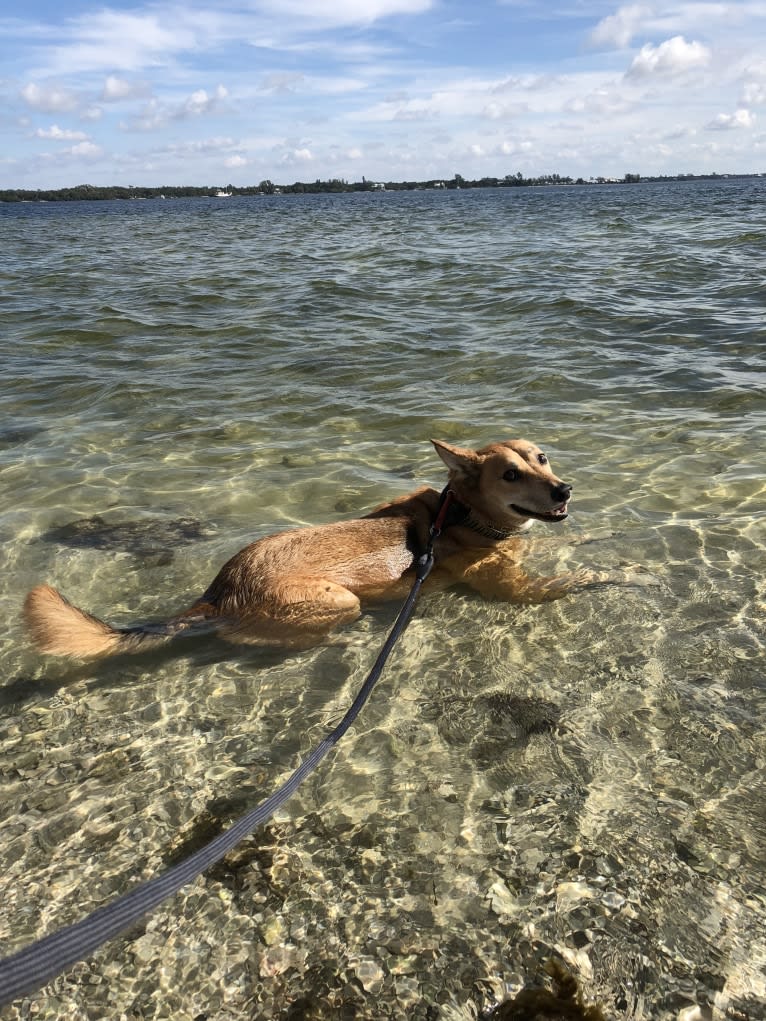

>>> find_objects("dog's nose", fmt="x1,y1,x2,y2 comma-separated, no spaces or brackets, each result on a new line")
552,482,572,502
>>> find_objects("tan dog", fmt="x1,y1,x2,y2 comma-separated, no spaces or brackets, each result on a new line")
24,438,643,659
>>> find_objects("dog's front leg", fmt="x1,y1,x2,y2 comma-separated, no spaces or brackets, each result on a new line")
502,567,656,603
459,553,657,604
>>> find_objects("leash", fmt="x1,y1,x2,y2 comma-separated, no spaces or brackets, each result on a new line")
0,488,455,1006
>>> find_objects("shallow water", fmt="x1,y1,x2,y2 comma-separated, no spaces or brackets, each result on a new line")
0,180,765,1020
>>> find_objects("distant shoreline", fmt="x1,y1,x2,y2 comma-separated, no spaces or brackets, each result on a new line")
1,171,763,203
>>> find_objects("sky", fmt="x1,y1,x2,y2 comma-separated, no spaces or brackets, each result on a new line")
1,0,765,189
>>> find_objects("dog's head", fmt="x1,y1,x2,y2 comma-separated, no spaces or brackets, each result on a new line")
432,438,572,532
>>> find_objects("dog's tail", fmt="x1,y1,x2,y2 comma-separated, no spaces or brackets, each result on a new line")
23,584,217,659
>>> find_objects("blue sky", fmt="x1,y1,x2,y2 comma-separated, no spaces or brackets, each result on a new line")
1,0,765,188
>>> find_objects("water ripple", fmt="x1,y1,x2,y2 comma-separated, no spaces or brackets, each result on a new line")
0,179,765,1019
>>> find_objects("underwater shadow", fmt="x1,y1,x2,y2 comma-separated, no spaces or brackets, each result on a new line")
2,631,305,711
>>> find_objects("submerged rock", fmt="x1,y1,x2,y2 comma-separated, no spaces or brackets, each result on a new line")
0,424,45,448
485,960,607,1020
476,692,562,735
39,514,215,557
425,690,561,751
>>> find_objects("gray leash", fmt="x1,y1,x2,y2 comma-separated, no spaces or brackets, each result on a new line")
0,494,452,1006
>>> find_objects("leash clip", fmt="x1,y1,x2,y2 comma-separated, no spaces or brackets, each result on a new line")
429,486,454,541
418,487,454,582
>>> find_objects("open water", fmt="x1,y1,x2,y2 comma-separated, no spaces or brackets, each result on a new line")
0,179,764,1020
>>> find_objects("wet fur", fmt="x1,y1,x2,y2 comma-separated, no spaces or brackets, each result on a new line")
23,438,643,659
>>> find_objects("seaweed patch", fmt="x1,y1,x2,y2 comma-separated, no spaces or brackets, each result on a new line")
485,960,607,1020
39,515,215,557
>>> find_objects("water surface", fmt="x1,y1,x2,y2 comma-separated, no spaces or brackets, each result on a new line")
0,180,764,1019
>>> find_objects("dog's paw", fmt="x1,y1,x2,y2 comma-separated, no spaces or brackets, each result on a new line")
572,528,620,545
611,565,661,588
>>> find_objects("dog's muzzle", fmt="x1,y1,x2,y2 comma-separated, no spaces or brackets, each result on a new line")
511,481,572,523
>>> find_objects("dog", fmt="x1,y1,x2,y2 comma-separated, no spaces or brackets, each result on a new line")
23,438,648,659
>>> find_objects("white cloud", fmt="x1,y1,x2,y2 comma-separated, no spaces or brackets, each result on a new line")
45,9,206,74
564,85,632,118
256,71,364,98
69,140,102,157
482,100,529,120
491,74,562,96
41,140,103,161
257,0,433,27
741,61,766,105
34,124,88,141
280,146,314,163
591,2,766,53
21,81,79,112
101,75,150,102
259,72,306,94
182,85,228,117
393,101,439,121
627,35,711,77
122,85,228,131
161,136,237,154
662,124,696,141
123,98,165,132
224,154,248,167
706,108,755,130
590,4,651,49
356,70,619,130
742,81,766,104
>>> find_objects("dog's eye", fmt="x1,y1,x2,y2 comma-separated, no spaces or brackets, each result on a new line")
537,453,548,465
503,467,519,482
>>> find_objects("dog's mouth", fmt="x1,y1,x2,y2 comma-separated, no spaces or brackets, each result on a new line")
511,502,569,523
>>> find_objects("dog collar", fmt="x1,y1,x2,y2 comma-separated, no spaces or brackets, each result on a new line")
446,499,517,541
462,512,517,541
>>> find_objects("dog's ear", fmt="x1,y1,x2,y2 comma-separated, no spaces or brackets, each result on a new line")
431,439,481,479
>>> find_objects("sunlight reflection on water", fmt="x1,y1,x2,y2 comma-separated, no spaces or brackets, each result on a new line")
0,179,764,1019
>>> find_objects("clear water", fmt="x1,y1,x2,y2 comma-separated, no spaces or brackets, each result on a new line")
0,180,764,1020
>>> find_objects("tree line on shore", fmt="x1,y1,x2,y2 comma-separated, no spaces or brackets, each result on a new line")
0,170,758,203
